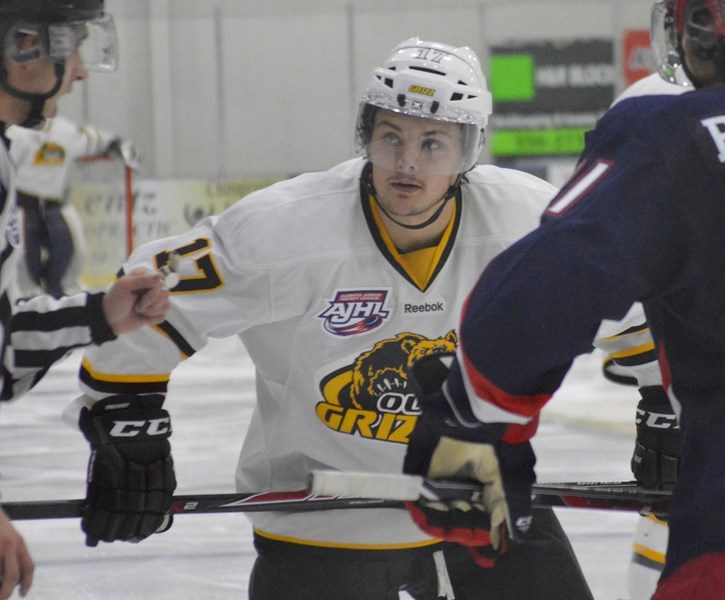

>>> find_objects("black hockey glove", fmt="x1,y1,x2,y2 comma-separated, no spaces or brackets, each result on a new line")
631,385,680,490
403,354,536,568
79,395,177,547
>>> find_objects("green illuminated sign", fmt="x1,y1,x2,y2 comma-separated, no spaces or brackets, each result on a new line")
490,128,590,157
490,55,535,101
488,40,613,158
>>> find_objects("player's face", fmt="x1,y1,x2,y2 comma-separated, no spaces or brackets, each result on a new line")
369,111,460,224
368,110,465,177
44,53,89,118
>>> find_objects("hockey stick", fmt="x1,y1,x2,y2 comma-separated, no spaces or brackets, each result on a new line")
308,471,671,516
0,491,401,521
0,473,670,521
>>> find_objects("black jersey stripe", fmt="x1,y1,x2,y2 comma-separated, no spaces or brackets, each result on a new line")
631,550,665,572
154,321,197,359
606,322,649,338
14,347,75,369
11,305,90,332
79,364,170,396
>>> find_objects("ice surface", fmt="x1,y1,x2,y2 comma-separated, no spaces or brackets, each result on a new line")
0,338,642,599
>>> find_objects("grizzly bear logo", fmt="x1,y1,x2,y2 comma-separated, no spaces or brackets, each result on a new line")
349,330,458,412
316,330,458,443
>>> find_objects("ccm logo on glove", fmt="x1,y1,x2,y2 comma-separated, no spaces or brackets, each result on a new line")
109,418,171,437
79,395,177,546
634,409,678,430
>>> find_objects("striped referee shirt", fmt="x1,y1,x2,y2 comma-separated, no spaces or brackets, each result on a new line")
0,127,115,400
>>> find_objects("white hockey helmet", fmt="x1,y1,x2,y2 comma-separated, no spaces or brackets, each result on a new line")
356,37,493,176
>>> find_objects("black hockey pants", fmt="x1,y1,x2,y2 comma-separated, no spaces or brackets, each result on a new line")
248,506,594,599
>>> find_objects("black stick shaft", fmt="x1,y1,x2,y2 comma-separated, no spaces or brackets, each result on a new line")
1,480,670,521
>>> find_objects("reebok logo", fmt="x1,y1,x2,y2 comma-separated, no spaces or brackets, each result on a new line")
404,301,445,314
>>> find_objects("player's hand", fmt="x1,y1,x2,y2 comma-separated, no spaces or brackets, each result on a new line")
79,395,177,547
0,508,33,599
107,138,142,171
631,385,680,490
102,268,171,336
403,354,536,567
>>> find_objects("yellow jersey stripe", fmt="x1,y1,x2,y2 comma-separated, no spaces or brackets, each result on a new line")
369,196,456,291
254,527,442,550
81,357,171,384
609,341,656,360
632,543,666,565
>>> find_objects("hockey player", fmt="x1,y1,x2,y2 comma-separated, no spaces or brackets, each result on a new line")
9,115,141,297
600,71,691,600
401,1,725,598
69,38,594,599
596,306,679,600
0,1,170,597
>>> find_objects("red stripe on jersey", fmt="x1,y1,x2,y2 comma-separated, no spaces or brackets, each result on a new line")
651,553,725,600
657,343,672,392
460,346,551,441
503,415,540,445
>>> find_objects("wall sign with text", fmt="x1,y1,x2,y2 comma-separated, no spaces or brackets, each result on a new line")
488,40,615,157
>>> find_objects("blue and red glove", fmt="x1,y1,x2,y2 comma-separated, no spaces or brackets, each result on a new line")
403,353,537,567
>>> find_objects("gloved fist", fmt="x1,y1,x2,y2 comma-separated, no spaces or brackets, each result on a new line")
631,385,680,490
79,395,177,547
403,354,536,567
107,138,142,171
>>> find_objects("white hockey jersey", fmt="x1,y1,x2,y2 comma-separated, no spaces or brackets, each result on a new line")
75,157,556,548
7,115,118,201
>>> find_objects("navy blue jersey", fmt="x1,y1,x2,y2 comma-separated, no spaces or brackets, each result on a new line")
449,86,725,576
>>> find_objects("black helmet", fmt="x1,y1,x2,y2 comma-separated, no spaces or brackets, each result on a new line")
0,0,106,23
0,0,116,71
0,0,116,127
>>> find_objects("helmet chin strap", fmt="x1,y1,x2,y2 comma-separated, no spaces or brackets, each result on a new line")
0,62,65,128
365,167,464,231
375,191,453,231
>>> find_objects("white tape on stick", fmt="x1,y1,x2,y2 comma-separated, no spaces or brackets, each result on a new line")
309,470,424,501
